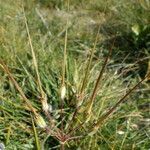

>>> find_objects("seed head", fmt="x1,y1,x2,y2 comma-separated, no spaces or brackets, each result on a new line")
60,85,66,100
35,114,47,128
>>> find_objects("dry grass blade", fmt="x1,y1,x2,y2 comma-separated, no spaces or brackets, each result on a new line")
67,42,114,133
66,24,102,132
23,7,49,113
0,60,37,114
59,2,70,150
85,40,115,116
22,7,57,129
90,72,150,135
67,72,149,137
79,24,101,102
60,10,68,133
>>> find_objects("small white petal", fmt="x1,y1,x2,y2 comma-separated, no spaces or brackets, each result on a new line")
35,114,47,128
61,85,66,100
131,24,140,36
117,130,125,135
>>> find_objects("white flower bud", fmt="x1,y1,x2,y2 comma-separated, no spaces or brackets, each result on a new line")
131,24,140,36
35,114,47,128
117,130,125,135
42,100,49,112
60,85,66,100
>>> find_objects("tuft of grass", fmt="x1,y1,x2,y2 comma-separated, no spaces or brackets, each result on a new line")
0,0,150,150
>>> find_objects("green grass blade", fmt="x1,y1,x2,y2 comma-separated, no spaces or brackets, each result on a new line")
31,115,41,150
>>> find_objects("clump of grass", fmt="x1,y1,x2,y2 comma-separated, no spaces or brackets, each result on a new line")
1,40,149,149
0,14,149,150
0,1,150,150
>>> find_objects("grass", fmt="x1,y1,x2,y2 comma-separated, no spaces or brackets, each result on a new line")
0,0,150,149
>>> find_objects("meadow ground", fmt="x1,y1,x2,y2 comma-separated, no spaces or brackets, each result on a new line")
0,0,150,149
